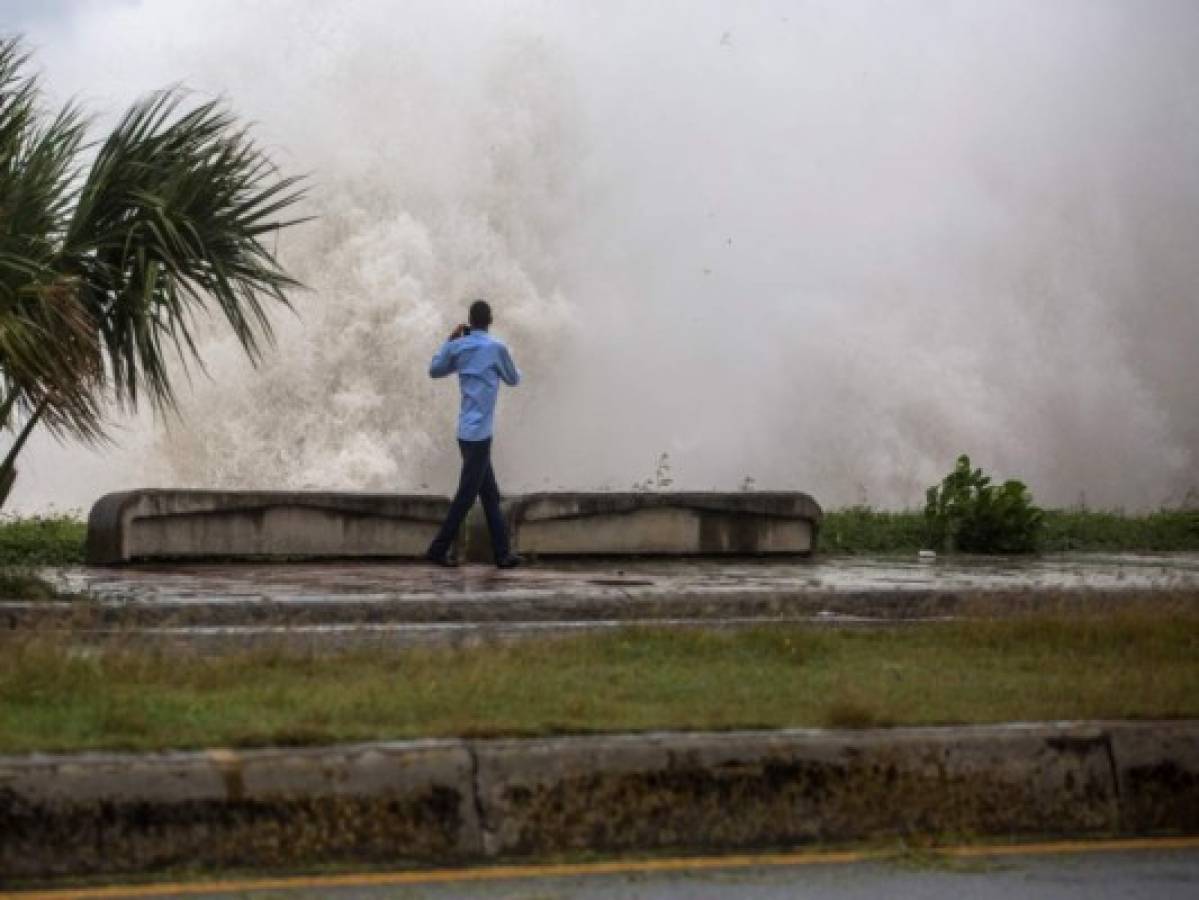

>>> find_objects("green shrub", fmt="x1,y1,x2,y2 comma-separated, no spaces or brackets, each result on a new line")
0,570,61,600
0,514,86,566
1040,508,1199,551
924,455,1043,554
818,507,927,555
818,504,1199,555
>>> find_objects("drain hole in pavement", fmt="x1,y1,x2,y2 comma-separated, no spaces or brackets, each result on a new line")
588,578,655,587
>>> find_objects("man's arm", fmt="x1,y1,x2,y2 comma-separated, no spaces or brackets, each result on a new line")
497,344,521,386
428,340,457,378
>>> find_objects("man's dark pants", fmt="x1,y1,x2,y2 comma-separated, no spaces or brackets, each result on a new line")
428,438,511,560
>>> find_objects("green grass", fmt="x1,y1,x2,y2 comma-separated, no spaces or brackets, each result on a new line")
0,513,86,566
818,506,1199,555
2,607,1196,753
0,570,63,600
1039,508,1199,552
818,508,929,554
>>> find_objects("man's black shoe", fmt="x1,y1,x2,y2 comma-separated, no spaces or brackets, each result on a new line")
495,553,524,569
425,550,459,567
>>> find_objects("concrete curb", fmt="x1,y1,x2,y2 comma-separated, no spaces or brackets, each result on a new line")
1,721,1196,882
0,741,479,881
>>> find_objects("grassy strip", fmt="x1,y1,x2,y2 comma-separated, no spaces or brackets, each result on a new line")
818,508,929,554
1040,509,1199,552
0,571,62,600
0,514,86,566
2,607,1196,754
0,507,1195,566
819,507,1199,554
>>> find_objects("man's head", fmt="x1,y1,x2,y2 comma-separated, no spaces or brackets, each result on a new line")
468,299,492,330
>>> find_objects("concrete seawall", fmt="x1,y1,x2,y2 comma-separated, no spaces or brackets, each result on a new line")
87,490,823,564
86,490,452,565
463,491,822,562
2,721,1195,881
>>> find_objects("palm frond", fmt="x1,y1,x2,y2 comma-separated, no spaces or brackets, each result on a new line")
66,88,310,412
0,277,105,440
0,33,310,502
0,35,101,439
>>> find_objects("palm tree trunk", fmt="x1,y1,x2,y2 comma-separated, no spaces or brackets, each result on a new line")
0,398,47,510
0,389,18,432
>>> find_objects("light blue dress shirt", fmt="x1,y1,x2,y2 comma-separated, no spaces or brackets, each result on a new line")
428,329,521,441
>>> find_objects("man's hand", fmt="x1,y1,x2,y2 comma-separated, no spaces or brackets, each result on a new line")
450,323,470,340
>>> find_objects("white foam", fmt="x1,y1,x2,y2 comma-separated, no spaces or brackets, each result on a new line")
12,1,1199,513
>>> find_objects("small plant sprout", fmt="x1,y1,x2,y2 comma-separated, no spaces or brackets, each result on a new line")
654,452,673,489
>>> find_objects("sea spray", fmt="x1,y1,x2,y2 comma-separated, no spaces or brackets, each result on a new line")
12,0,1199,512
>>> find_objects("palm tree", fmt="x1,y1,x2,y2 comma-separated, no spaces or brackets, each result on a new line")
0,36,307,507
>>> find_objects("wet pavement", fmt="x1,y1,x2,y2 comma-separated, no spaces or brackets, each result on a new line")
145,846,1199,899
48,551,1199,605
10,553,1196,649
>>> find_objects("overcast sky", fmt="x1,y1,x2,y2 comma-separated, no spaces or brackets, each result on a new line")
7,0,88,26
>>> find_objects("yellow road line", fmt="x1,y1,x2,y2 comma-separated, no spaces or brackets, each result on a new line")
7,836,1199,899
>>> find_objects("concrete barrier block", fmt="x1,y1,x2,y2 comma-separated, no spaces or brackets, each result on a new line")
472,725,1118,856
0,741,480,880
1109,721,1199,834
88,489,823,564
468,492,822,562
86,490,452,564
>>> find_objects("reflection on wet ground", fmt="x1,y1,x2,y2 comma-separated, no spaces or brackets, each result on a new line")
47,552,1199,607
14,554,1195,649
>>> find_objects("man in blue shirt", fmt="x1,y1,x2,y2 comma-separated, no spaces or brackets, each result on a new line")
425,299,523,567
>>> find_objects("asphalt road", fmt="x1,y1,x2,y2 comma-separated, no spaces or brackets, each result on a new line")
29,843,1195,900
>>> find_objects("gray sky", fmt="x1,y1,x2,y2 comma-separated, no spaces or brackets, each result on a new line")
7,0,88,26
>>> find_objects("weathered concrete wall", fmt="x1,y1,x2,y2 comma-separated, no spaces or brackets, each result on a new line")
464,492,823,562
471,726,1119,855
88,490,822,565
86,490,452,564
0,741,478,880
1109,721,1199,834
2,722,1195,882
